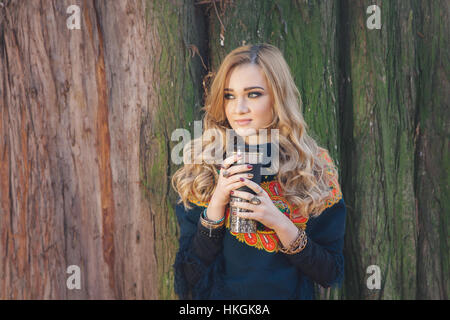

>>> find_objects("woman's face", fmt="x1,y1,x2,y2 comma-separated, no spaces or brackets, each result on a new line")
224,63,274,144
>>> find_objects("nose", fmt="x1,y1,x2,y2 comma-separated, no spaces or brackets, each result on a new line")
235,97,249,114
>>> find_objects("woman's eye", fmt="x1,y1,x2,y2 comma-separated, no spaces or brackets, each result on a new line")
248,92,262,98
224,92,261,99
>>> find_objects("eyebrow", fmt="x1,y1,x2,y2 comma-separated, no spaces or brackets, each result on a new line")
224,86,265,91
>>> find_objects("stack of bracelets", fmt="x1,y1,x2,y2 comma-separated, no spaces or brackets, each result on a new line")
199,208,225,237
278,228,308,254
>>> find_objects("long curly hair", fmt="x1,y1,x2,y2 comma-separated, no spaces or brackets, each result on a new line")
171,43,339,218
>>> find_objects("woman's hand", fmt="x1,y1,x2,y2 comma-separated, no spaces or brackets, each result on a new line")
230,178,293,232
207,154,254,221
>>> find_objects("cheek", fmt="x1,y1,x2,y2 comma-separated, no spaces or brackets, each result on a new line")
253,97,273,122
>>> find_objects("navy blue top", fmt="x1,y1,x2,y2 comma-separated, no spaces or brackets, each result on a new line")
173,144,346,300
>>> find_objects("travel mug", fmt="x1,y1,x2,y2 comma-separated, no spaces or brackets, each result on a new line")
229,150,262,233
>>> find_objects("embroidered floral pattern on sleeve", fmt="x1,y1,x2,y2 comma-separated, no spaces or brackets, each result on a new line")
316,148,343,213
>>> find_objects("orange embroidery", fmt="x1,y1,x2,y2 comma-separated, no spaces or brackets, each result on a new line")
317,148,343,211
230,231,278,253
188,197,209,208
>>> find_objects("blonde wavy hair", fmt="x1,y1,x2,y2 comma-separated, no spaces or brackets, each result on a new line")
171,43,340,218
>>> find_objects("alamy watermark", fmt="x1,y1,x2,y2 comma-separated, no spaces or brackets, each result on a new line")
366,265,381,290
366,5,381,30
66,5,81,30
66,265,81,290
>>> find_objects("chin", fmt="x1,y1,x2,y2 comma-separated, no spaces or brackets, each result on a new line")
234,128,257,137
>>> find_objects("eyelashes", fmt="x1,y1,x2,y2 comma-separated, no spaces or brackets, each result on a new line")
224,92,262,100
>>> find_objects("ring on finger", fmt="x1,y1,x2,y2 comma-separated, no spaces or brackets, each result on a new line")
222,169,231,178
250,196,261,205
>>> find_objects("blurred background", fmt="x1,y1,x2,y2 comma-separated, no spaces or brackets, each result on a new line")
0,0,448,299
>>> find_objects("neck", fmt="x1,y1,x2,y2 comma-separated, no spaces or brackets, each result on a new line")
244,135,270,145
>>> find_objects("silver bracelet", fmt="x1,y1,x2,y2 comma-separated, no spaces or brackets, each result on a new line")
279,228,308,254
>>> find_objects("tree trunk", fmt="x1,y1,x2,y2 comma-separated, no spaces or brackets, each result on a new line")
414,0,449,300
0,0,157,299
340,0,449,300
142,0,208,299
0,0,207,299
341,0,419,300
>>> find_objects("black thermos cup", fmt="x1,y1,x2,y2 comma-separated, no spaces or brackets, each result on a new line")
229,148,262,233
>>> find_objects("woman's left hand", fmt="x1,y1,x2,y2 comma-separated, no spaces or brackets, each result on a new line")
231,178,290,231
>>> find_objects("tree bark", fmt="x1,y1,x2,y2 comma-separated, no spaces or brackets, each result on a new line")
0,0,158,299
0,0,207,299
414,0,449,300
142,0,208,299
341,0,420,300
340,0,449,299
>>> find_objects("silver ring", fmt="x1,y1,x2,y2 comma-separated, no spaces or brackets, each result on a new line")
250,196,261,205
222,170,231,178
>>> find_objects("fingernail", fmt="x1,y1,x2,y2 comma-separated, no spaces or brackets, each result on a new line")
247,173,253,178
247,164,253,169
230,191,234,195
240,177,245,182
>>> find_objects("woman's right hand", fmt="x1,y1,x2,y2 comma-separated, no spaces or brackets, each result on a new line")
206,154,254,221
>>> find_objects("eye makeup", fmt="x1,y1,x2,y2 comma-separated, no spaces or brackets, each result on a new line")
224,91,263,100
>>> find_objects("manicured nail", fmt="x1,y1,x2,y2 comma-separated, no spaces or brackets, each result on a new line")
230,191,234,195
247,173,253,178
247,164,253,169
240,177,245,182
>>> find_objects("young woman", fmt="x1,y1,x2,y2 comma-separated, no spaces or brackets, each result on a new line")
171,43,346,300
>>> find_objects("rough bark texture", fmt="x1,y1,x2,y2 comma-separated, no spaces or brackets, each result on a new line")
1,0,163,299
141,0,208,299
0,0,447,300
340,0,448,300
413,0,449,300
342,0,419,300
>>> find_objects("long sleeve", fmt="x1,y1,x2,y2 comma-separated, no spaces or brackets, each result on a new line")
173,200,225,299
190,220,224,265
284,198,347,288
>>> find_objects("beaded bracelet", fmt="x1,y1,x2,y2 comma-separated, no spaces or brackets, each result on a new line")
199,208,225,237
202,208,225,224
